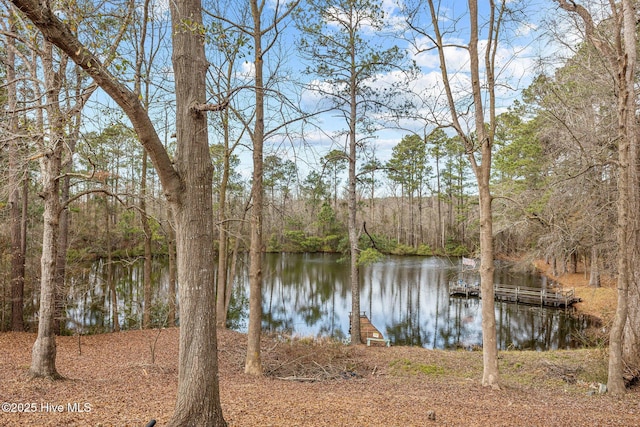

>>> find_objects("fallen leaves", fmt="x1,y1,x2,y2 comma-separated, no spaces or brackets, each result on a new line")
0,328,638,426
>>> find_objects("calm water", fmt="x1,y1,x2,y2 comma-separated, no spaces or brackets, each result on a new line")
62,253,592,350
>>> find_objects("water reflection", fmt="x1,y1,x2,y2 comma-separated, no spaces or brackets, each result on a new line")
65,257,170,333
63,253,592,350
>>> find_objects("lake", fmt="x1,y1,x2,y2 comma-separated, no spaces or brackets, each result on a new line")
63,253,593,350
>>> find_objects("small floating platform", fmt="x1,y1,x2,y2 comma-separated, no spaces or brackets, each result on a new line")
449,281,581,308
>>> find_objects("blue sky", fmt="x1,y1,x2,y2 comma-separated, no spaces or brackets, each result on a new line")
223,0,554,184
79,0,562,187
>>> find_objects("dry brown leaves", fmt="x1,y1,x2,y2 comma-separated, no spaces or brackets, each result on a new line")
1,327,639,427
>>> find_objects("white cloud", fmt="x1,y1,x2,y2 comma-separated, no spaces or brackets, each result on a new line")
238,61,255,79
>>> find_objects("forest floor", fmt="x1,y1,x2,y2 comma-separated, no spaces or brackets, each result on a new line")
1,261,638,427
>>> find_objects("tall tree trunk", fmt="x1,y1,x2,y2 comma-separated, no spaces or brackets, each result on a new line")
166,208,177,327
107,202,119,332
426,0,500,387
141,151,153,328
245,0,265,375
589,247,600,288
348,47,361,345
32,141,63,376
31,41,66,379
7,12,25,331
620,0,640,389
469,0,499,389
32,150,62,379
608,0,638,395
167,0,226,423
216,141,231,328
53,173,71,335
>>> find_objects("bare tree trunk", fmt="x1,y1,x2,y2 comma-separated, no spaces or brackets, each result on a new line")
609,0,638,395
53,173,71,335
107,206,119,332
30,41,67,379
141,151,153,328
425,0,500,387
166,208,176,327
621,0,640,388
348,62,361,345
589,247,600,288
216,141,231,328
31,160,62,379
7,13,25,331
32,129,62,377
167,0,226,422
245,0,265,375
469,0,499,388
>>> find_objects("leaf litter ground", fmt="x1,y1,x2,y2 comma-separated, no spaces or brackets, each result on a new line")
1,327,639,426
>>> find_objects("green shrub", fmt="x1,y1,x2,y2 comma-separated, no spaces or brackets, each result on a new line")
357,248,383,266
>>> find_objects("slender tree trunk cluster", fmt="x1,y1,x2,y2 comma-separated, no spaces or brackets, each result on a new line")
555,0,639,395
8,0,229,423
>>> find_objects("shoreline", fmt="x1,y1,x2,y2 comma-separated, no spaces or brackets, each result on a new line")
533,259,617,325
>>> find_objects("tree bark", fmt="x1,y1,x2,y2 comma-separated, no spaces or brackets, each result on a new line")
589,247,600,288
469,0,499,388
348,31,361,345
245,0,265,375
166,0,227,423
106,203,119,332
166,208,177,328
6,11,26,332
426,0,500,387
30,41,67,379
141,151,153,328
31,152,62,378
608,0,638,395
216,125,231,328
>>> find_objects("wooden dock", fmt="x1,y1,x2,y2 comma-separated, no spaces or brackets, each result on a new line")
449,280,480,298
449,281,580,308
350,312,390,346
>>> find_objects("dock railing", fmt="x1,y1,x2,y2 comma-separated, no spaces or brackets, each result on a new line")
449,281,578,307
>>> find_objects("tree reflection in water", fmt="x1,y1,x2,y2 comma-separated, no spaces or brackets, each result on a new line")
61,253,592,350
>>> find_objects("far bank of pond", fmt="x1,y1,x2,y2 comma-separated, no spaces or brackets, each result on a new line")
60,253,596,350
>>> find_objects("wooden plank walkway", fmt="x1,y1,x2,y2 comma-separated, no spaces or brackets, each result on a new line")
449,281,581,308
